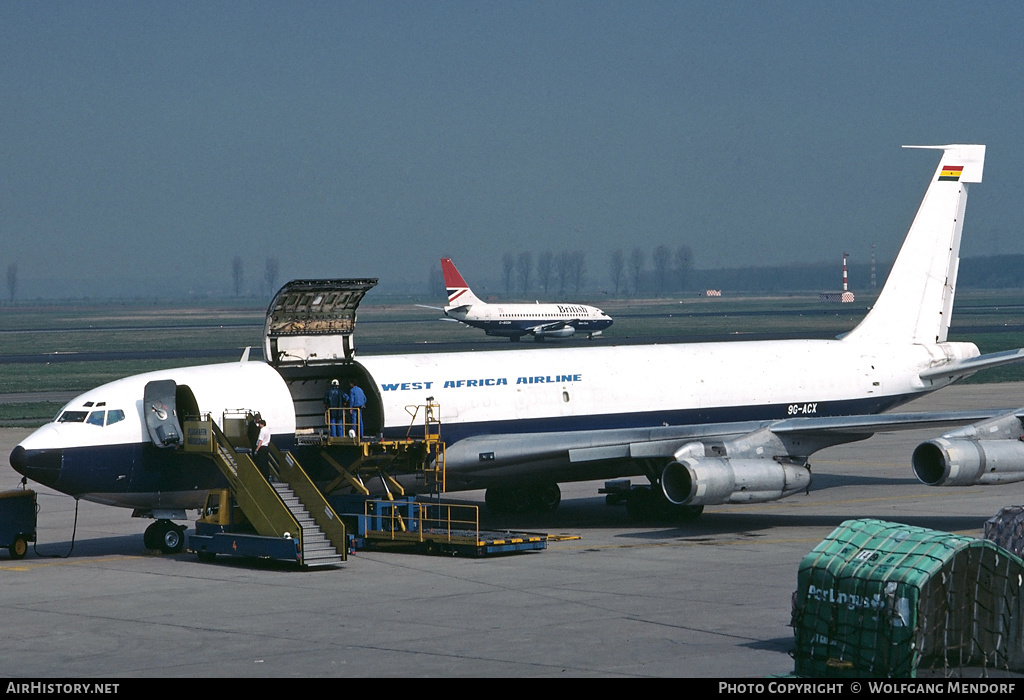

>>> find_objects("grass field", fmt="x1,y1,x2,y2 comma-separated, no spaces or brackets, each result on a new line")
2,289,1024,426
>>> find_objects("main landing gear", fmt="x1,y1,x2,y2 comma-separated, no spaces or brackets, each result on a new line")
604,460,706,523
602,478,705,523
623,487,704,523
144,519,187,554
484,483,561,515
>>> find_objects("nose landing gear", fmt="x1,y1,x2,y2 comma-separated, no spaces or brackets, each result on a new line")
144,519,186,554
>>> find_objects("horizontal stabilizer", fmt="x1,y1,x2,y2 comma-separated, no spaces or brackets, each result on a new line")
919,347,1024,381
903,144,985,183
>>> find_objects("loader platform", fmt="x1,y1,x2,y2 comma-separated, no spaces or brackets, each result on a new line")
333,496,547,557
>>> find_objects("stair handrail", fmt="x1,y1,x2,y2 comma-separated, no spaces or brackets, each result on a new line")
206,420,302,545
269,444,347,555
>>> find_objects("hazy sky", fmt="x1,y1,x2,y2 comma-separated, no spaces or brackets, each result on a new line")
2,2,1023,297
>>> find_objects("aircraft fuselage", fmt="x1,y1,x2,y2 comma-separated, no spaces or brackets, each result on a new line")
10,336,976,509
445,302,613,338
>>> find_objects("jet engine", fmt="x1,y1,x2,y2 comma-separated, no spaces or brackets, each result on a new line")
912,411,1024,487
661,456,811,506
535,326,575,339
913,438,1024,486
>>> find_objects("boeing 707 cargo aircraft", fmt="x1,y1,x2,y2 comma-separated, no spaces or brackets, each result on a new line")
13,144,1024,553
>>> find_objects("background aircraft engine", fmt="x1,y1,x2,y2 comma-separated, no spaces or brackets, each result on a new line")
536,326,575,338
912,437,1024,486
660,457,811,506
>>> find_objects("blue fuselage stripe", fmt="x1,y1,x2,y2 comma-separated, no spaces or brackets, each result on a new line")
382,393,914,442
473,319,613,335
28,392,917,501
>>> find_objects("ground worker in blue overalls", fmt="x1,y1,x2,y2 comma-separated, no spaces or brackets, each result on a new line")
323,379,344,437
344,379,367,437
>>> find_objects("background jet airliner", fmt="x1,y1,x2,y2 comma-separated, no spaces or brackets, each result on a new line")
12,144,1024,551
440,257,613,341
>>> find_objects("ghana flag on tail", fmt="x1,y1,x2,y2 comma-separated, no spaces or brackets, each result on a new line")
939,164,964,181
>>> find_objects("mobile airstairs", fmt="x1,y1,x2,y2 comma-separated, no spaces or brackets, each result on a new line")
151,276,547,566
182,415,347,568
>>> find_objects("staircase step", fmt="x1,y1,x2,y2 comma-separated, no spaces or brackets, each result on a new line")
302,556,343,568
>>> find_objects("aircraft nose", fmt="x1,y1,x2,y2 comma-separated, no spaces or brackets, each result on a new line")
9,445,63,489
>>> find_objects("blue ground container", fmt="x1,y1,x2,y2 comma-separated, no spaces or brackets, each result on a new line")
0,489,37,560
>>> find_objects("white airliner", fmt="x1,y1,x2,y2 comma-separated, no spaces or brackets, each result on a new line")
11,144,1024,552
441,257,613,340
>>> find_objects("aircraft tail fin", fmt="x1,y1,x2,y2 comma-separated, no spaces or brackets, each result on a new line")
844,144,985,346
441,258,485,308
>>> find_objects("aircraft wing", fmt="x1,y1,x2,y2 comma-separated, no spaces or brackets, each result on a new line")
572,410,1014,459
767,410,1011,436
441,408,1019,490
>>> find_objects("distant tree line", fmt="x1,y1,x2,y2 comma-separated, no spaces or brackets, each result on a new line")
959,255,1024,289
424,252,1024,300
687,261,861,293
685,255,1024,294
501,250,588,296
6,263,17,302
609,244,694,296
230,256,281,297
486,244,695,298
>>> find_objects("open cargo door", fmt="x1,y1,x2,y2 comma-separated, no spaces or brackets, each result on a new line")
264,279,378,368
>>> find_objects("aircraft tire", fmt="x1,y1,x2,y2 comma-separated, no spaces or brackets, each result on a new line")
150,521,185,554
532,482,561,511
143,522,158,550
625,488,653,522
160,527,184,554
626,488,705,523
507,488,531,514
673,504,704,522
485,487,511,514
485,486,534,514
9,536,28,560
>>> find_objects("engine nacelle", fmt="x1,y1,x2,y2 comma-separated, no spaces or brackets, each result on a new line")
535,326,575,339
912,437,1024,486
661,457,811,506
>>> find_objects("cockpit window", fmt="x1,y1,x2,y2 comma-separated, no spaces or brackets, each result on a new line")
57,409,125,426
58,411,89,423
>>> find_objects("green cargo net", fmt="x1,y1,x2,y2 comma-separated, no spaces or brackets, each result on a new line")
791,519,1024,678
